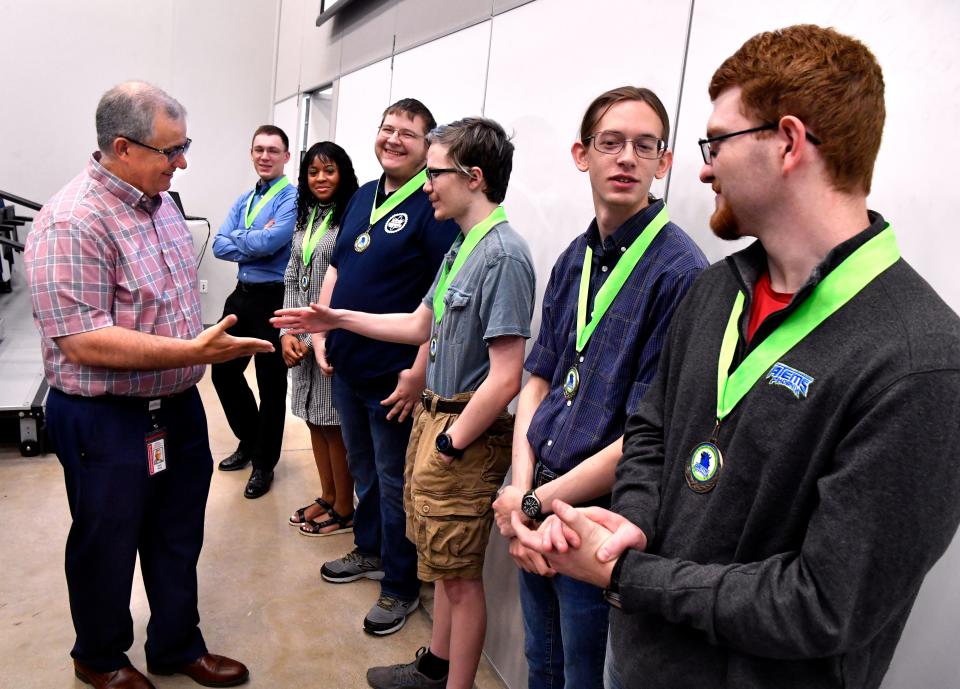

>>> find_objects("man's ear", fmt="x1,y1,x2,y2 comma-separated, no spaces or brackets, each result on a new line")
654,149,673,180
111,136,130,160
571,140,589,172
778,115,811,174
467,166,485,192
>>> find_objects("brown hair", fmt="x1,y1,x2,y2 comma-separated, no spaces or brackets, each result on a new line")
579,86,671,145
381,98,437,135
251,124,289,151
427,117,514,203
709,24,885,194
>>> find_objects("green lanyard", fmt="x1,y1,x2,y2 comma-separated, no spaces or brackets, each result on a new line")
302,205,333,266
244,176,291,229
575,205,670,353
433,206,507,323
715,225,900,422
370,169,428,226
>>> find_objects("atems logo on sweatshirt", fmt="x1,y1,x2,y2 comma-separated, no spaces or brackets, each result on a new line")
766,362,814,399
384,213,408,233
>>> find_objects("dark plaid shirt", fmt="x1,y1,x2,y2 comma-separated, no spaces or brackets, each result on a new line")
525,200,707,474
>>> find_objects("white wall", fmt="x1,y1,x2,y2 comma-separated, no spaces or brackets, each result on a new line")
0,0,282,324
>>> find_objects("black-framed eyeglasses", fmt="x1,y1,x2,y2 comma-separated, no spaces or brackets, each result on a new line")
698,123,821,164
584,131,666,160
122,135,192,162
425,168,465,183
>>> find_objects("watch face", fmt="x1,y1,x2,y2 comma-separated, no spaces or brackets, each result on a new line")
521,493,540,519
436,433,451,453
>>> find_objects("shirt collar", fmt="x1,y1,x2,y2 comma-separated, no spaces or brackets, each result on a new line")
727,210,888,298
88,152,162,215
256,175,286,195
586,197,664,255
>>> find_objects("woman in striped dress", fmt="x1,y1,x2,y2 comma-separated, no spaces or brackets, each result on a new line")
280,141,359,536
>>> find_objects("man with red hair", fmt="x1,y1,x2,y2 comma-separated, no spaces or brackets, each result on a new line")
514,24,960,689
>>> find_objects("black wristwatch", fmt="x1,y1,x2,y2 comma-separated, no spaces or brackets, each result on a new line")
521,489,544,521
602,552,627,609
435,432,465,459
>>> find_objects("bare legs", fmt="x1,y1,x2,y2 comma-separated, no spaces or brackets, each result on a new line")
430,577,486,689
292,423,353,529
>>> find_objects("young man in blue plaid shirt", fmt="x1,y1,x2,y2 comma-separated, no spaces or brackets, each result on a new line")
492,86,706,689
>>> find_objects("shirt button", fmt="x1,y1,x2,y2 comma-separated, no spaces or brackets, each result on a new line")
601,265,609,273
546,439,553,447
620,246,626,253
579,356,585,363
566,400,572,407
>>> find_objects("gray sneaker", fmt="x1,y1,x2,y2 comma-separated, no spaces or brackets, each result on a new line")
366,647,445,688
363,594,420,636
320,548,385,583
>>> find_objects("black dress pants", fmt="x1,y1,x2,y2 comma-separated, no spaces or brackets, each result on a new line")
211,281,287,470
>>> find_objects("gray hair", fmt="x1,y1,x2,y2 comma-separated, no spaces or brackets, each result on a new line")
96,81,187,155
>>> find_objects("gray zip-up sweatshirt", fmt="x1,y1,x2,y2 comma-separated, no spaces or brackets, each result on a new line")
608,212,960,689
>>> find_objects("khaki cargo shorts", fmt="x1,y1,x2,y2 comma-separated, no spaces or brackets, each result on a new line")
403,390,512,581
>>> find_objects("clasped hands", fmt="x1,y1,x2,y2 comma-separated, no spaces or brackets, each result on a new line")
507,499,647,589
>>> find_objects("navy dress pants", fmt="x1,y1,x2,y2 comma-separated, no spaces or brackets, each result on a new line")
46,386,212,672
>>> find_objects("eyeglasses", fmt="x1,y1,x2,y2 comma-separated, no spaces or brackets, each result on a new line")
584,131,666,160
122,135,192,162
698,123,822,164
424,168,465,183
378,125,423,142
252,145,286,157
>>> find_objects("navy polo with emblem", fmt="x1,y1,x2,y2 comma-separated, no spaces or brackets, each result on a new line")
328,175,459,384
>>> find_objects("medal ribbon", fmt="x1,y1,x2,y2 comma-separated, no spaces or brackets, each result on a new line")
433,206,508,324
575,205,670,353
715,225,900,421
302,205,333,266
244,176,291,229
369,169,428,227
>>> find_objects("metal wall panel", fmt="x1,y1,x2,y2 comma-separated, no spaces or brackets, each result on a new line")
393,0,490,52
275,0,307,101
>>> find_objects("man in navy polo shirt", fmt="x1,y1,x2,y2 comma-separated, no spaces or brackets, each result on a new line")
493,86,706,688
313,98,458,635
211,124,297,499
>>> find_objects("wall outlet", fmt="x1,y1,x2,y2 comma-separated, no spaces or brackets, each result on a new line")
199,279,208,293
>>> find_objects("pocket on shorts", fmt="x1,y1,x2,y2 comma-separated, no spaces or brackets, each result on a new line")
479,416,514,485
413,492,493,572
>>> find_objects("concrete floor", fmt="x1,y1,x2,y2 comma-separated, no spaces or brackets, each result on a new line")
0,370,507,689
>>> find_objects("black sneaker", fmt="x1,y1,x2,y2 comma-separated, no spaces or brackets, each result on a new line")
366,647,446,689
363,594,420,636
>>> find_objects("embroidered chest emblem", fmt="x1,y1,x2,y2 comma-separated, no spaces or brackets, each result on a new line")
384,213,408,234
766,362,814,399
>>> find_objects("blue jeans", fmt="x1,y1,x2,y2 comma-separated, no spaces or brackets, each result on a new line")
332,374,420,601
520,569,609,689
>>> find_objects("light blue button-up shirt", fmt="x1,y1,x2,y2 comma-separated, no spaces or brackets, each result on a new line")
212,176,298,283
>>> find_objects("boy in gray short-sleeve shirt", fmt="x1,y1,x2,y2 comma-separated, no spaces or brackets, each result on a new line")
422,220,534,397
273,117,534,689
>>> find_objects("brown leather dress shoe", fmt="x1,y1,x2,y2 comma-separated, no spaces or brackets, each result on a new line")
148,653,249,687
74,660,157,689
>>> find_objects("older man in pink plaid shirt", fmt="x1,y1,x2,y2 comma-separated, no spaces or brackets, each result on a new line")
25,81,268,689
